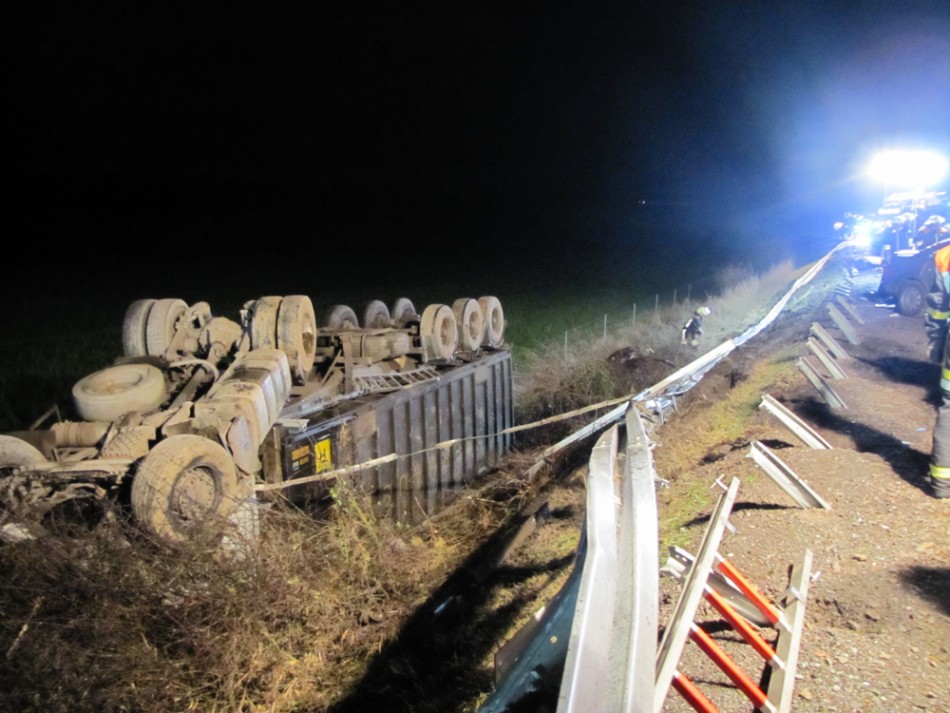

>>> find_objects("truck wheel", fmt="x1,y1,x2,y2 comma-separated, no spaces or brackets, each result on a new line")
72,364,167,421
391,298,418,328
363,300,392,329
325,305,359,330
277,295,317,383
479,296,505,347
145,298,188,358
131,435,240,543
452,298,484,351
0,435,47,475
122,298,155,357
249,296,283,350
897,281,926,317
421,304,458,359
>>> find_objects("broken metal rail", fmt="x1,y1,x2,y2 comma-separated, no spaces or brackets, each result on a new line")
479,245,844,711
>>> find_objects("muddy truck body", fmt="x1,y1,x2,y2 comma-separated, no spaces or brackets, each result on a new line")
0,295,512,544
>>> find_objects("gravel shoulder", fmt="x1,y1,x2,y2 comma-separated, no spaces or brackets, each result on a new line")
651,267,950,712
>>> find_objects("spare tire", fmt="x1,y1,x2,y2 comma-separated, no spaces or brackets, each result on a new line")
72,364,167,422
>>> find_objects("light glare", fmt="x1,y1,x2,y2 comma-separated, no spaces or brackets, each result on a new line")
868,150,947,188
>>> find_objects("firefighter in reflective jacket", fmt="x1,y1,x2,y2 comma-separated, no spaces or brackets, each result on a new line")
681,306,711,346
925,244,950,498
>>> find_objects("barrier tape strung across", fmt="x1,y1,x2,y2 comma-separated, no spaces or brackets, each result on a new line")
258,245,845,494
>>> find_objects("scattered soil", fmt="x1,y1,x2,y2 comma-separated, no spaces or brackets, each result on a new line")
650,267,950,712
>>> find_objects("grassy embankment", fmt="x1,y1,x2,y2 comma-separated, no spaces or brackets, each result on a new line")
0,258,820,712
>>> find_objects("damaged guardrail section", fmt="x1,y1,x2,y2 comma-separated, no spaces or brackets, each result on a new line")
557,407,658,713
482,246,844,711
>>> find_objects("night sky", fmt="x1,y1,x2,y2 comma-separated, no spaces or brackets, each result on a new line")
9,2,950,304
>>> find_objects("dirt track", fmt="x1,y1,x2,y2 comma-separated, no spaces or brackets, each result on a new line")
652,265,950,712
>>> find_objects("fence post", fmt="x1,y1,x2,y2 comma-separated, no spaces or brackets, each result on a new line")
655,293,660,324
687,283,692,303
603,315,607,343
632,303,637,331
673,288,677,305
564,331,568,360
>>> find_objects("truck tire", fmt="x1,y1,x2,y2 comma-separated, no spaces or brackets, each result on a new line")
363,300,392,329
249,296,283,350
479,296,505,347
325,305,359,330
72,364,167,422
277,295,317,383
122,298,156,357
145,298,188,358
897,281,926,317
452,298,484,351
130,434,240,543
391,298,418,328
421,304,458,359
0,435,47,475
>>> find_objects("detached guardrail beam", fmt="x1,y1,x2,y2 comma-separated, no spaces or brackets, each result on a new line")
748,440,831,510
806,337,847,379
797,357,848,409
826,303,860,345
810,322,851,360
835,295,865,325
759,394,832,449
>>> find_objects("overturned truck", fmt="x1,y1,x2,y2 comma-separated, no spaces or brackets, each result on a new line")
0,295,513,544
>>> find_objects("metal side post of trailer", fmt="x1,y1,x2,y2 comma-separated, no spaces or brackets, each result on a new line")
260,349,514,510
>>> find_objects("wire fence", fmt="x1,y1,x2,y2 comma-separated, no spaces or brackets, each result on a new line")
554,280,715,359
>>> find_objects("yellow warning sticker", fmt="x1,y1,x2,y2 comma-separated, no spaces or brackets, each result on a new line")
291,445,310,462
314,438,333,473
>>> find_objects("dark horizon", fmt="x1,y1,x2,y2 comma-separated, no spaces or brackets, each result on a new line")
9,2,950,302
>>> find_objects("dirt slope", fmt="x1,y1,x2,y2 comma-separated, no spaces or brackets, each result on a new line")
652,268,950,712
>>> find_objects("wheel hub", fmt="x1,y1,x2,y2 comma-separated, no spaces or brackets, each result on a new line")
171,465,218,526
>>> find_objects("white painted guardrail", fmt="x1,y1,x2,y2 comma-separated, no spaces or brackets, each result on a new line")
557,407,658,713
490,244,847,712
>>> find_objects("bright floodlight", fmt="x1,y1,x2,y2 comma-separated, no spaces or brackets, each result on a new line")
868,149,947,188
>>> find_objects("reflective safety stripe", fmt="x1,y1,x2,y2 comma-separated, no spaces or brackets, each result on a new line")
928,309,950,320
935,245,950,274
929,464,950,480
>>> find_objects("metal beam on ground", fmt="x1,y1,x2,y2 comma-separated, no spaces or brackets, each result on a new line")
758,394,832,449
827,303,860,345
810,323,851,360
797,357,848,409
835,295,865,325
748,440,831,510
807,337,847,379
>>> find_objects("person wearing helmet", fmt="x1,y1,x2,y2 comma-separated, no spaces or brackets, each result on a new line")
681,306,711,347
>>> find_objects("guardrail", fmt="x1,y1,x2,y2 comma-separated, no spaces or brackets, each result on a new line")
479,244,845,712
557,406,658,713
